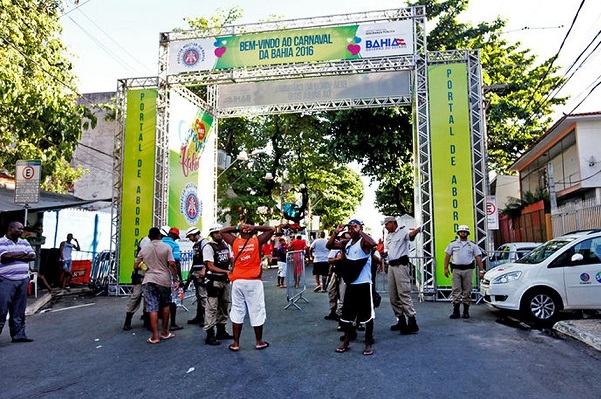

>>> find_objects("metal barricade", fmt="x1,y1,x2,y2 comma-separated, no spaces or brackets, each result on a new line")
284,250,308,310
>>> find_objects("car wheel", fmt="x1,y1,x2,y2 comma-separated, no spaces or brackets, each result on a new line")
521,289,560,324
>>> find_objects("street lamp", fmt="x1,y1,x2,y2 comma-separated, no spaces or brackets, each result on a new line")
217,151,249,178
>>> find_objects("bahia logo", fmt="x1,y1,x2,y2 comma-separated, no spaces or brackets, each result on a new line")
365,37,407,50
580,273,590,282
177,43,206,67
596,271,601,284
180,182,202,225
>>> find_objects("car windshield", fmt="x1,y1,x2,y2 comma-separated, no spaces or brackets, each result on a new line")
515,239,575,264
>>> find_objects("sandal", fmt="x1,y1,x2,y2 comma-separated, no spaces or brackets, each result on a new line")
363,344,374,356
146,338,160,344
228,344,240,352
255,342,270,350
160,332,175,340
335,345,350,353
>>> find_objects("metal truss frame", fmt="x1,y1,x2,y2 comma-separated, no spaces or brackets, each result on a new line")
425,50,488,300
113,6,487,300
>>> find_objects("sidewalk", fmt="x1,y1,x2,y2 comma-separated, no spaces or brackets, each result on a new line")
554,318,601,351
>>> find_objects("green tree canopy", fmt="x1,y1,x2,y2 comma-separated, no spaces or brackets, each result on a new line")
326,0,565,215
0,0,95,192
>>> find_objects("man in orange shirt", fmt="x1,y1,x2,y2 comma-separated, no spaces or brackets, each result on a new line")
220,222,274,352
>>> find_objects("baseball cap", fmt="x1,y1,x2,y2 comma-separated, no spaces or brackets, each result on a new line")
169,227,180,236
348,219,364,226
383,216,397,224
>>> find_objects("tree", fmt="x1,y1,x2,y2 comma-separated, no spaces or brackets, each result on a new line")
0,0,95,193
327,0,565,214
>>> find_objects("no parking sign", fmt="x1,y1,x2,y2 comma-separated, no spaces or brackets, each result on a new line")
15,160,41,204
487,195,499,230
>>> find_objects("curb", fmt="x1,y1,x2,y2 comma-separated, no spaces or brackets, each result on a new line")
554,320,601,352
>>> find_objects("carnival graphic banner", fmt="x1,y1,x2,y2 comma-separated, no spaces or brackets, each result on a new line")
428,63,476,286
167,20,414,74
167,91,215,233
119,88,157,283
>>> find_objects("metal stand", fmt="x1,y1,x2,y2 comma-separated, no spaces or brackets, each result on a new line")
284,250,308,310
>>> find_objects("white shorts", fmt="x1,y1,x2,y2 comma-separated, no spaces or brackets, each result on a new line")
229,279,266,327
277,261,286,278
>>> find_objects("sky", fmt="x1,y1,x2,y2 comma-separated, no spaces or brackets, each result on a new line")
58,0,601,234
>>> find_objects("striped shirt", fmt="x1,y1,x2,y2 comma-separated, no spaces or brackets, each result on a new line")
0,236,34,280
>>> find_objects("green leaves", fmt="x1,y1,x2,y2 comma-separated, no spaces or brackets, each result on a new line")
0,0,94,193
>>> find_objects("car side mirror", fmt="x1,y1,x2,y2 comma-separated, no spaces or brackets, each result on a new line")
571,253,584,262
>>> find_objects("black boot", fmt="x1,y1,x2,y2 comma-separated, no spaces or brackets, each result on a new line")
142,312,151,331
123,312,134,331
205,327,221,346
462,304,470,319
187,306,205,325
390,315,407,332
449,304,461,319
216,324,234,340
406,316,419,334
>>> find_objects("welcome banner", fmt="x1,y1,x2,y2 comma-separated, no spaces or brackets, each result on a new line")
167,91,215,233
167,20,414,74
428,63,476,286
119,89,157,283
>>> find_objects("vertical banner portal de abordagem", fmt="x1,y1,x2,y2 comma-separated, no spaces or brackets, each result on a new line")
119,89,157,284
428,63,476,287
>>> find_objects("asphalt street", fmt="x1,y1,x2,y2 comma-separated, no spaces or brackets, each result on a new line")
2,267,600,399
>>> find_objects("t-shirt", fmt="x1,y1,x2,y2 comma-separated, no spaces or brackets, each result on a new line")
310,238,330,263
229,236,261,282
261,242,274,257
0,236,34,280
61,241,75,261
138,240,175,288
289,239,307,252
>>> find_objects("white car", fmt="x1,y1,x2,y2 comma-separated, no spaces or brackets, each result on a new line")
480,230,601,323
487,242,542,268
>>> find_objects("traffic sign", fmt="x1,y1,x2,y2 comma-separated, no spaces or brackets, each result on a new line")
15,160,41,204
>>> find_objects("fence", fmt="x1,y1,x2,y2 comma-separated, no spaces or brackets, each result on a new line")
552,198,601,236
285,250,308,309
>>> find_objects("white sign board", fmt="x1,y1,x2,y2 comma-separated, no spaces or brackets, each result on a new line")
15,160,41,204
486,195,499,230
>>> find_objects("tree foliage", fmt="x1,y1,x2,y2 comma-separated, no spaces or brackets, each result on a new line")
0,0,95,193
328,0,565,215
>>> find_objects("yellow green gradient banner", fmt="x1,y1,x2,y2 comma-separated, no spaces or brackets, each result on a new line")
428,63,476,286
119,89,157,283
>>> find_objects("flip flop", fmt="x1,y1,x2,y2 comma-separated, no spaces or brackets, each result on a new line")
147,338,160,344
228,344,240,352
160,332,175,340
169,326,183,331
335,345,350,353
255,342,270,350
363,345,374,356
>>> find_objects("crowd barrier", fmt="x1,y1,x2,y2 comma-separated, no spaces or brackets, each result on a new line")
284,250,308,310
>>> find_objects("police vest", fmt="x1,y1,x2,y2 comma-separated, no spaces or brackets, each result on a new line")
206,241,230,280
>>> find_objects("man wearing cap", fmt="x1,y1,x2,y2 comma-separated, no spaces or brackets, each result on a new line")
327,219,377,356
443,225,485,319
383,216,421,334
202,224,234,346
161,226,184,331
184,226,208,326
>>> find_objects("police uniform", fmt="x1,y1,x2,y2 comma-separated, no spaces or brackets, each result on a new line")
445,238,482,306
385,224,419,333
202,239,233,344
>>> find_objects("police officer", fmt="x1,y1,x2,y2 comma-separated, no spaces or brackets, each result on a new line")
383,216,421,334
184,227,208,326
443,225,485,319
202,224,234,345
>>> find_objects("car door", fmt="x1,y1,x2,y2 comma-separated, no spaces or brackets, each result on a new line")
561,237,601,307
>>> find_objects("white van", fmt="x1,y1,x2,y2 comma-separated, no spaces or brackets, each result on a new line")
480,230,601,323
488,242,542,268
